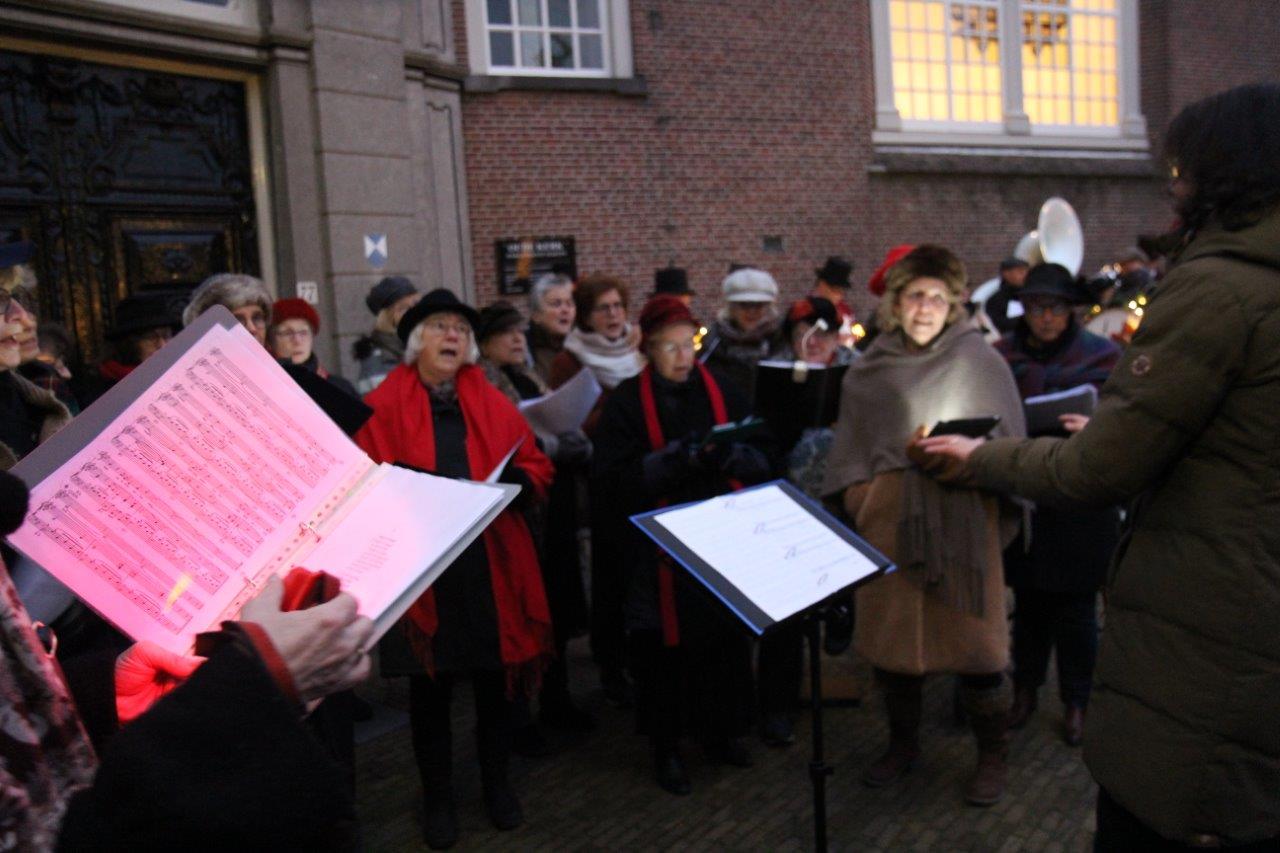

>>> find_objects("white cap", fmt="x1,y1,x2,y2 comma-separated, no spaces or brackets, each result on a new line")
722,267,779,303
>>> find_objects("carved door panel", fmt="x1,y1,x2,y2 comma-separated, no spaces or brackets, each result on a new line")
0,49,258,366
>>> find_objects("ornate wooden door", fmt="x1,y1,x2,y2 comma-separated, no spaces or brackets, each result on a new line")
0,49,258,366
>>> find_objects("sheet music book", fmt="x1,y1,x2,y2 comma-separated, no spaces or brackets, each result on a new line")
1024,384,1098,436
8,307,517,655
753,360,850,450
517,367,601,436
631,480,893,635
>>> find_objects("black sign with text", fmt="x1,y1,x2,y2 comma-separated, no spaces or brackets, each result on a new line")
495,236,576,295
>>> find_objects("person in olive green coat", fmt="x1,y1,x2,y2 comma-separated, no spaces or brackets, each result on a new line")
919,83,1280,849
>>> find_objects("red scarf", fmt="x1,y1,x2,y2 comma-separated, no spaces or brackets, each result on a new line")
355,364,554,682
638,362,741,647
98,360,135,383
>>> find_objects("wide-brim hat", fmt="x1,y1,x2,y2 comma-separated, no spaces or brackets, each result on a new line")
654,266,692,296
1020,263,1088,304
814,256,853,288
476,300,524,342
397,288,481,344
106,290,187,341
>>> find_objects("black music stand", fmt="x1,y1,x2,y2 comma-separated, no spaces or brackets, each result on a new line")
632,480,893,852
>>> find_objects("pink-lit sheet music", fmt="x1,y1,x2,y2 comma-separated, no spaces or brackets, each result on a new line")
9,308,515,654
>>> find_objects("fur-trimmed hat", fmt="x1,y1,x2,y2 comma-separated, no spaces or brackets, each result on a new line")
883,244,967,296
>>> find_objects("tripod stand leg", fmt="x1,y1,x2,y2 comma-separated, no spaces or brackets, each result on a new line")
807,613,833,852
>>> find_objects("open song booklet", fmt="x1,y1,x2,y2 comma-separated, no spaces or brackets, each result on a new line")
8,307,517,655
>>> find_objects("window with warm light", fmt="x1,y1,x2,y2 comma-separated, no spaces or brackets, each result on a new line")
871,0,1146,147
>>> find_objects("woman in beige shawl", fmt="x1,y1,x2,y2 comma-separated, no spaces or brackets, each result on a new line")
822,245,1025,806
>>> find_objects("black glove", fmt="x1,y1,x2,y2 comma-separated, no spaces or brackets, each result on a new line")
642,440,691,496
717,441,771,484
553,430,592,466
497,460,535,508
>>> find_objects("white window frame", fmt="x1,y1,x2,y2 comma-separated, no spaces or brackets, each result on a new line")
464,0,634,78
65,0,260,30
871,0,1147,151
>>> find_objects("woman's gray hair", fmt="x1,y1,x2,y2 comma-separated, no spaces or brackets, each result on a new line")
528,272,574,315
183,273,272,327
402,315,479,366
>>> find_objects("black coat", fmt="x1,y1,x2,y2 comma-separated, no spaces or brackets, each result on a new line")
591,367,772,633
58,628,357,851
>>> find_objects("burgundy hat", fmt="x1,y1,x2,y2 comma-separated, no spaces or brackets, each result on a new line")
272,298,321,333
867,244,916,297
639,294,700,348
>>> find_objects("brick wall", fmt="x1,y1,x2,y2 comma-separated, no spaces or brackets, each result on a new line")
456,0,1277,324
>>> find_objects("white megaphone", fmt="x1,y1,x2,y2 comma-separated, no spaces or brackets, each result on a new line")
1015,197,1084,276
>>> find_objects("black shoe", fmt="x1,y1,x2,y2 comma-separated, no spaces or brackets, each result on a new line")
483,779,524,831
706,736,754,768
422,792,458,850
511,723,554,758
823,602,854,655
601,666,634,708
539,701,597,732
654,749,691,795
760,713,796,747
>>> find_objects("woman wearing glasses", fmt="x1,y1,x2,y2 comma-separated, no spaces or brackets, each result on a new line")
992,263,1121,748
356,289,554,849
549,273,644,707
593,295,772,796
270,297,357,398
0,245,70,469
820,245,1025,806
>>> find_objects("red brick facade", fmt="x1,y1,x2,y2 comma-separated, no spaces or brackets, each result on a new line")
456,0,1280,322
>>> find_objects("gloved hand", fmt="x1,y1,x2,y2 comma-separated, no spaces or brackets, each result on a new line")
115,641,205,725
717,441,771,484
642,439,691,495
553,430,592,466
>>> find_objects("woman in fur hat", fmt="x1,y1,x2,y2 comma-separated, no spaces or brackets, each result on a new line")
821,245,1026,806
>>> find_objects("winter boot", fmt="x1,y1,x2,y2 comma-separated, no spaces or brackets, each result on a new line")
863,670,923,787
962,678,1012,807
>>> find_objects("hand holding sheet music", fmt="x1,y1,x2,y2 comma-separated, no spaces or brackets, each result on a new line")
633,481,892,632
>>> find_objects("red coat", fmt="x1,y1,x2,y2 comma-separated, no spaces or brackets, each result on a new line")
355,363,554,676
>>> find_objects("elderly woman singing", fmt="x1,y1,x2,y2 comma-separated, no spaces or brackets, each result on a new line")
821,246,1025,806
355,289,554,850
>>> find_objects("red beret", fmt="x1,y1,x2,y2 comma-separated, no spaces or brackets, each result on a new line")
867,244,916,297
639,294,700,348
272,298,320,333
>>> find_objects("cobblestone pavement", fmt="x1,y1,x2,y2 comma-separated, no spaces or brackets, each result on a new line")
355,639,1096,852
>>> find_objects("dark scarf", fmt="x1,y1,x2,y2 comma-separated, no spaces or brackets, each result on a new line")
822,321,1026,616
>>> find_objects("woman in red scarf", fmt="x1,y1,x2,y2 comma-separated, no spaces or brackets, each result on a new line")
592,295,773,796
355,289,553,850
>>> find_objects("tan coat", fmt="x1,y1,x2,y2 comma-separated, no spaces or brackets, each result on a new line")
845,470,1009,676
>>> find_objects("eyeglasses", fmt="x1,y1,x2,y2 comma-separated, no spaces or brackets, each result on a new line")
654,340,696,356
1023,301,1070,317
592,301,625,315
234,311,268,328
275,327,313,340
542,297,573,310
423,319,472,337
901,291,950,309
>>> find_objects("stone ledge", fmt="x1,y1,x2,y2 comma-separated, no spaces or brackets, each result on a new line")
870,146,1158,178
463,74,648,97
